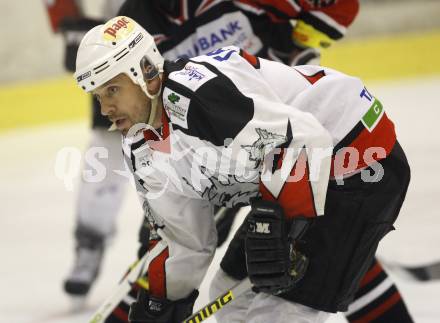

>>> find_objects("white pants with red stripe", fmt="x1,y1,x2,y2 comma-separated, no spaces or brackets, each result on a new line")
209,268,330,323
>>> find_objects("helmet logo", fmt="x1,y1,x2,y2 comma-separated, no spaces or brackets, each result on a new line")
103,16,134,41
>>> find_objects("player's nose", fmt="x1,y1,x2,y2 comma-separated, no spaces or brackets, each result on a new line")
100,100,116,117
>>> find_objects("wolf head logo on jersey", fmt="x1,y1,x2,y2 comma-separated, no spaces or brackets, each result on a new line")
242,128,287,169
183,166,259,208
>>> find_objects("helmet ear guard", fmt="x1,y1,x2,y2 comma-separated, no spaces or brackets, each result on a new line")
141,56,160,81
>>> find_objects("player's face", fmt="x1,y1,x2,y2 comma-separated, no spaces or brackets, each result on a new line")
93,73,150,136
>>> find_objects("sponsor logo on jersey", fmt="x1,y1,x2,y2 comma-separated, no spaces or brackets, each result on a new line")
103,16,134,41
193,20,242,53
168,92,180,104
170,62,217,92
362,98,384,132
163,12,263,59
163,88,191,129
359,86,384,131
176,65,206,81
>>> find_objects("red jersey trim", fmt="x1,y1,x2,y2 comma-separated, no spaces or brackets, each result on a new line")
331,113,396,177
260,149,317,218
148,247,169,299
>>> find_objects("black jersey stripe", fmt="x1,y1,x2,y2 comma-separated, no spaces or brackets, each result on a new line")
250,3,292,21
163,59,255,147
299,11,344,40
333,121,364,154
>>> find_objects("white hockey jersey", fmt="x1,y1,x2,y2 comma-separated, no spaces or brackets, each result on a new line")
122,46,396,300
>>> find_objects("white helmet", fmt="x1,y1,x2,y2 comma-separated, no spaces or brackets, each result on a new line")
74,16,164,125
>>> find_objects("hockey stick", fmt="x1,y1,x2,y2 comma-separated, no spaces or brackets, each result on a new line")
381,258,440,282
88,241,167,323
88,208,237,322
182,277,252,323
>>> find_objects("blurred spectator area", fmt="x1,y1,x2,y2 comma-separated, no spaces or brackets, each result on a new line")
1,0,439,131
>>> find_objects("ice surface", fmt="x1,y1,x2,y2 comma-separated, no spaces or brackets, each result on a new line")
1,77,440,322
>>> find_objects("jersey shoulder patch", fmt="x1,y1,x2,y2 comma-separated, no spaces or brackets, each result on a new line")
168,61,218,92
162,87,191,129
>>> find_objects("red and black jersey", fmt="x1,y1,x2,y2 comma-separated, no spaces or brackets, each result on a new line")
239,0,359,40
118,0,359,61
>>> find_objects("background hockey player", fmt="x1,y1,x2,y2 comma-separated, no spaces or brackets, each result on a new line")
50,0,361,298
74,16,411,323
45,0,129,297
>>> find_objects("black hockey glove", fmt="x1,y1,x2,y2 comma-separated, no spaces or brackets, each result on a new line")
128,288,199,323
245,199,310,295
58,17,104,71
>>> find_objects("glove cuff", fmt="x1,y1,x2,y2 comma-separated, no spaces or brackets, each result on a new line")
128,289,199,323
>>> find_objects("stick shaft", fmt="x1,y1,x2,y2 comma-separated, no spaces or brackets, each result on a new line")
88,241,167,323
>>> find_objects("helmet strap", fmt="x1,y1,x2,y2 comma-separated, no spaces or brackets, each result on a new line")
141,74,163,126
147,96,159,126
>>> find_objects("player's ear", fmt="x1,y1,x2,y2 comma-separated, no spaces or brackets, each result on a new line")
145,75,161,96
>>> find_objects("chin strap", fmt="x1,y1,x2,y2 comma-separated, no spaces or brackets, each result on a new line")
142,73,163,126
147,95,160,126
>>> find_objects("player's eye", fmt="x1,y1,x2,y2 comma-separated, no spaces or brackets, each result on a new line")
107,86,119,96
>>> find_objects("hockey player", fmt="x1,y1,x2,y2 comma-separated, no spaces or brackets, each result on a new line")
74,16,411,323
116,0,361,247
55,0,360,297
115,2,415,322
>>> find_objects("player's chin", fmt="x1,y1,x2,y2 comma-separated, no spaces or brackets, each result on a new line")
116,118,131,135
